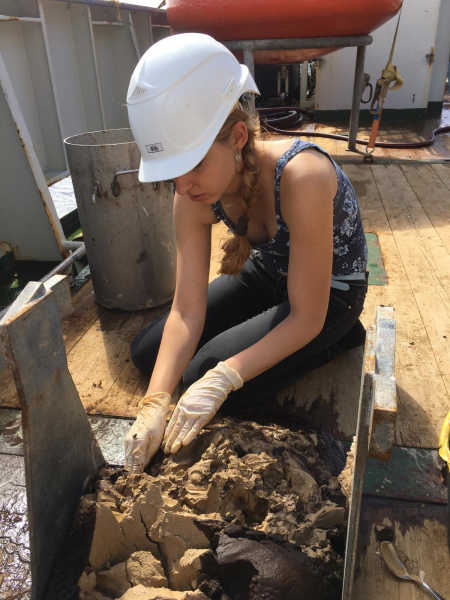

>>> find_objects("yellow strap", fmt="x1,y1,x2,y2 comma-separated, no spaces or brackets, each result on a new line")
388,2,403,65
377,3,404,92
366,3,404,156
439,411,450,466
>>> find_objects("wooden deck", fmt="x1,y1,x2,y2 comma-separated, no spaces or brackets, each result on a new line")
3,162,450,448
1,126,450,599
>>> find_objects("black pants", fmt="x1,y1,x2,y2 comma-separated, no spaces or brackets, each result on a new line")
131,253,367,412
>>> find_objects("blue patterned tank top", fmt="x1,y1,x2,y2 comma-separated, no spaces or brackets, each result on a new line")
211,138,368,277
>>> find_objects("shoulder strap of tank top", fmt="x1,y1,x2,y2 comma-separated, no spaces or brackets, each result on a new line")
274,138,336,224
211,200,234,231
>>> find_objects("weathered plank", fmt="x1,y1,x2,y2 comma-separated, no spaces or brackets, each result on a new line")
353,497,449,600
67,309,157,413
432,162,450,190
312,123,338,160
62,280,105,353
94,357,143,417
344,164,449,448
370,165,450,407
0,365,19,408
0,281,103,409
372,164,450,297
210,221,228,282
401,164,450,255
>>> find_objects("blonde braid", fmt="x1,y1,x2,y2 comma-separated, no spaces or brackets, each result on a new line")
216,107,262,276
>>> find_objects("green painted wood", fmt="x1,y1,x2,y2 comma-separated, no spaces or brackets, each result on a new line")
365,233,388,286
363,445,446,504
341,440,446,504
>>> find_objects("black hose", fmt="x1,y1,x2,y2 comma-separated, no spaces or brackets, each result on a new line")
40,244,86,283
257,106,450,149
0,245,87,321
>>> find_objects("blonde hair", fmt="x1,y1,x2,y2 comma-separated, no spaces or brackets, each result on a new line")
215,106,262,276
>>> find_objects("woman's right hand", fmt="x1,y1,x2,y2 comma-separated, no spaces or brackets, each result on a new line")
124,392,171,473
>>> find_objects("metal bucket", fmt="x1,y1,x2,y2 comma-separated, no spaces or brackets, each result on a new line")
65,129,176,311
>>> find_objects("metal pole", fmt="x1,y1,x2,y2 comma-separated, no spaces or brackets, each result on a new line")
224,35,372,52
91,20,125,25
0,15,42,22
300,61,308,108
348,45,366,152
242,49,255,111
38,0,69,171
148,13,154,46
87,6,107,129
243,49,255,78
40,244,87,283
0,282,105,600
129,12,141,60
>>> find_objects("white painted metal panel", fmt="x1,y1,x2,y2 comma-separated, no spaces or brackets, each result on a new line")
0,0,170,268
129,9,153,54
0,56,63,261
429,0,450,103
22,18,67,171
39,0,89,139
1,0,40,19
315,0,442,112
68,3,105,131
0,22,48,168
91,7,138,129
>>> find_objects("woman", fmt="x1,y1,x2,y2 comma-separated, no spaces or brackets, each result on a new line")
124,33,368,473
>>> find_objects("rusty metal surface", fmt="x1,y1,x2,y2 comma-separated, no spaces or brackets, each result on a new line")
374,306,396,377
369,306,397,461
342,325,376,600
342,306,397,599
0,282,104,600
369,375,397,461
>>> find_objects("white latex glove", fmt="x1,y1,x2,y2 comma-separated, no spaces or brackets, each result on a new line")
163,361,243,454
124,392,171,473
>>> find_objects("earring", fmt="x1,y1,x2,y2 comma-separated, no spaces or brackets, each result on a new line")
234,151,242,163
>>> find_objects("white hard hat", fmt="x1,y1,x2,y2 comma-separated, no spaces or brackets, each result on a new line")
127,33,260,183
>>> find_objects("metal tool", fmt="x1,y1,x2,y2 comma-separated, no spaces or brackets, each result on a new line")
342,306,397,600
380,541,446,600
0,281,105,600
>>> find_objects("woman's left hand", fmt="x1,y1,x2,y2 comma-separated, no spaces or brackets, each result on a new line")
163,361,243,454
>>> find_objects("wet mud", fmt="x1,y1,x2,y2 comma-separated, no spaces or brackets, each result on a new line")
53,417,350,600
0,455,30,599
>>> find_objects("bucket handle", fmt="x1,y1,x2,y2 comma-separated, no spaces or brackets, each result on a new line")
111,169,162,196
111,168,139,197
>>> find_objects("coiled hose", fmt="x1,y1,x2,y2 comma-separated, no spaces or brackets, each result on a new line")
257,107,450,150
